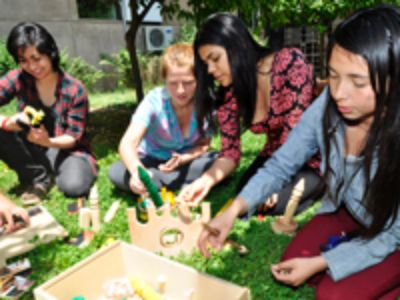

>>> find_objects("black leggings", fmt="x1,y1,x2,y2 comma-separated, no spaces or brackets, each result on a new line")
0,131,95,197
108,152,218,192
236,155,323,216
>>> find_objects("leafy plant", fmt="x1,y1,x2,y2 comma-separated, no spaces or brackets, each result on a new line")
177,23,197,43
60,50,104,92
0,40,17,77
77,0,118,19
100,49,133,89
100,49,162,91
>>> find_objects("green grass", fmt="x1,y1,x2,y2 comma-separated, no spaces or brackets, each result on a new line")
0,90,316,300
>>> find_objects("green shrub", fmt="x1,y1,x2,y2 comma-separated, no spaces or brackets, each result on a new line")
60,50,103,92
100,49,162,90
177,23,197,43
138,52,162,87
0,40,17,77
100,49,133,89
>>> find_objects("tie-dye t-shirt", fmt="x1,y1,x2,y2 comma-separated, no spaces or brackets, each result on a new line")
132,87,210,161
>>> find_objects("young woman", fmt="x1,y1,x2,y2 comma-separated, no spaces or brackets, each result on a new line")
108,43,217,194
178,13,321,214
0,22,97,203
198,5,400,298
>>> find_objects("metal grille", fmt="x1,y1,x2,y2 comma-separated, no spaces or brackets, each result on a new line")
284,26,325,78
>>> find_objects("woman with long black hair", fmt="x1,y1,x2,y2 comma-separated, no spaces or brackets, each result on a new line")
0,22,96,204
199,5,400,298
178,13,321,215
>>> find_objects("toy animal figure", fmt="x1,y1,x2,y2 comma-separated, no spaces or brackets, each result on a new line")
23,106,45,128
16,106,45,131
320,232,350,252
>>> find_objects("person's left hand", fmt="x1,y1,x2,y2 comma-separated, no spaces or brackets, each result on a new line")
271,256,327,287
159,152,182,172
27,125,51,147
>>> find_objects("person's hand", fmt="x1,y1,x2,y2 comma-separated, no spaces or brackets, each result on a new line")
158,153,182,172
129,168,149,195
0,199,29,233
197,206,238,257
177,177,212,206
7,112,30,131
27,125,51,147
257,193,279,214
271,256,327,287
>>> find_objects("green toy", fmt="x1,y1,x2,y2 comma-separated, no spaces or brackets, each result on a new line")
137,166,163,207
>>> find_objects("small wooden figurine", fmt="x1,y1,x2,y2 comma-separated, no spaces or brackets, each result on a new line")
270,178,305,235
104,201,120,223
72,185,100,247
89,185,101,232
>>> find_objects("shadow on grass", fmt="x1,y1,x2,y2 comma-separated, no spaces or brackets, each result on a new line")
87,102,137,160
174,217,314,300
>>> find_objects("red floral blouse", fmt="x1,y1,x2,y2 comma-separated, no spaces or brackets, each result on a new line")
216,47,320,172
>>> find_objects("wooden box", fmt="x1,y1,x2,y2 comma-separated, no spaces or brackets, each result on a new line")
34,241,250,300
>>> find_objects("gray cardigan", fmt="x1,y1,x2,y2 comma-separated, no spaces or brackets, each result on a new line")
239,88,400,281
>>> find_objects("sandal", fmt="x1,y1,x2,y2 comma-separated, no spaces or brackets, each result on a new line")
21,183,50,206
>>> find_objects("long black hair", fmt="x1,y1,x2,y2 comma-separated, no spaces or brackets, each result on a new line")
194,13,272,134
6,22,60,71
323,4,400,238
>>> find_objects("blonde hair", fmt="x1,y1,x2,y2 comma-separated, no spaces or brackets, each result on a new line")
161,43,194,80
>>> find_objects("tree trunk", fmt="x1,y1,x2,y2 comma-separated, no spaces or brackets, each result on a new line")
126,24,144,102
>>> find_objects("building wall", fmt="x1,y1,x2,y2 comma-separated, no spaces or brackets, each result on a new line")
0,0,180,66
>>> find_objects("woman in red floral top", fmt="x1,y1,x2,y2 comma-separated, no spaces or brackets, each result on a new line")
178,13,322,215
0,22,96,204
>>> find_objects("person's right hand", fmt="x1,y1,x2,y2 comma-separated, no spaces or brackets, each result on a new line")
9,112,30,131
129,169,148,195
197,206,237,257
177,177,212,206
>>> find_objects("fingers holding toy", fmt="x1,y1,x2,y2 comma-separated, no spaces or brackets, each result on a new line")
198,209,236,257
129,172,148,195
7,112,30,131
271,257,327,287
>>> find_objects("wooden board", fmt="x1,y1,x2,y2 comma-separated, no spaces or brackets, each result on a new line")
0,206,67,266
127,203,210,257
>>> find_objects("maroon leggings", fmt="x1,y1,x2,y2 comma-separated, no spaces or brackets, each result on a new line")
281,206,400,300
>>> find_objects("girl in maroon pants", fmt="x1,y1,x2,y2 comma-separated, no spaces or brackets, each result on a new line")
199,5,400,299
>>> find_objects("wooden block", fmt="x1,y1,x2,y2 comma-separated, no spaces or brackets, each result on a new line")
104,201,120,223
0,206,67,262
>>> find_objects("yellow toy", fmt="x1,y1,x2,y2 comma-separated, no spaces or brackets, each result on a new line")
130,276,163,300
23,106,45,127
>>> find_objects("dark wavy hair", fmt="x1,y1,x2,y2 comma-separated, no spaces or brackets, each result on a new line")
193,13,272,134
6,22,60,71
323,4,400,238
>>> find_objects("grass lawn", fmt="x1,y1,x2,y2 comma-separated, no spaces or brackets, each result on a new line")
0,89,316,299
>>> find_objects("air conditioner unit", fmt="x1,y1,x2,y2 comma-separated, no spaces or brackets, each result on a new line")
144,26,174,52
